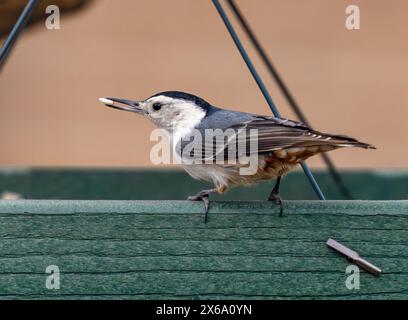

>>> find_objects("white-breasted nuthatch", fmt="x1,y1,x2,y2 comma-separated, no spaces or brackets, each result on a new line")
99,91,375,221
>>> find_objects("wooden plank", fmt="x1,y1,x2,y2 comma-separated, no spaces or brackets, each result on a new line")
1,168,408,200
0,200,407,299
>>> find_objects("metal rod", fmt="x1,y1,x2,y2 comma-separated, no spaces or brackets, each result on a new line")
326,238,381,276
0,0,40,71
226,0,352,200
212,0,325,200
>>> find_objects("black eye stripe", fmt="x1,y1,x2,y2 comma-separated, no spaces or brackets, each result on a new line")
152,102,162,111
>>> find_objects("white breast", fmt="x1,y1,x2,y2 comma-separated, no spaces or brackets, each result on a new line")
167,102,207,164
182,163,234,187
170,104,206,143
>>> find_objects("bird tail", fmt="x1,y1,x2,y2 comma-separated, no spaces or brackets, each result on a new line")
321,133,376,150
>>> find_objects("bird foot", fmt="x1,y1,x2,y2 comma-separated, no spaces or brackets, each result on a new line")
188,192,210,223
268,193,283,217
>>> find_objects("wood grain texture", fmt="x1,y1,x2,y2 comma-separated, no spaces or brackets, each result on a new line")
0,200,407,300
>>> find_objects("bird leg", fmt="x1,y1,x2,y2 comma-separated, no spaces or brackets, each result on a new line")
188,188,217,223
268,176,283,217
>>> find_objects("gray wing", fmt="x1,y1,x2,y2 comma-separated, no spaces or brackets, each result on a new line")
230,116,369,152
176,110,373,161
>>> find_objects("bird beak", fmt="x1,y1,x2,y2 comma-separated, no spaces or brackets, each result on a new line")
99,97,142,114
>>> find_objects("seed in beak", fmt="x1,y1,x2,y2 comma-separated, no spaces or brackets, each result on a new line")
99,98,115,106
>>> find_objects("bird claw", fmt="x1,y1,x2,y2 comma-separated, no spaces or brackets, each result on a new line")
268,193,283,217
188,193,210,223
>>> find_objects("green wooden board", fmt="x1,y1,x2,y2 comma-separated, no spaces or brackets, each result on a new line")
0,168,408,200
0,199,407,300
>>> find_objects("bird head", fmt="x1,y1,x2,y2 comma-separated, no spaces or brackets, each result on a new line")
99,91,213,135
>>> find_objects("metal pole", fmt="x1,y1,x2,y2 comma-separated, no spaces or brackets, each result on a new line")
226,0,352,199
0,0,40,71
212,0,325,200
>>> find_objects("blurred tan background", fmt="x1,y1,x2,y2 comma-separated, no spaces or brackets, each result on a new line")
0,0,406,168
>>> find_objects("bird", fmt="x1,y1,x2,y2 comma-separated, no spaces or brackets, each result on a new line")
99,91,375,222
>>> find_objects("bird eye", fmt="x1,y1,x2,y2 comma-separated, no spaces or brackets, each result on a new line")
152,102,162,111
